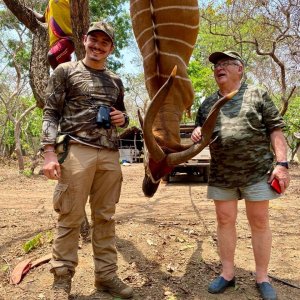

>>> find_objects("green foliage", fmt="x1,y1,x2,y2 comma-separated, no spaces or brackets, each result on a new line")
127,118,140,129
0,94,41,156
31,0,48,12
188,61,215,95
1,264,9,274
22,230,53,253
26,105,43,137
283,96,300,155
89,0,131,71
45,230,54,244
247,91,299,157
22,169,33,177
90,0,127,18
5,38,31,71
0,9,32,73
23,233,43,253
12,43,31,72
286,98,300,126
22,99,43,154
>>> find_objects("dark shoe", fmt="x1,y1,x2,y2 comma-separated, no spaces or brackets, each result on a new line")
50,267,73,300
95,275,133,299
256,282,277,300
208,276,235,294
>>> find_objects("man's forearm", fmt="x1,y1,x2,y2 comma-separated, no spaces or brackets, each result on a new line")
41,119,59,147
270,128,288,161
25,6,45,22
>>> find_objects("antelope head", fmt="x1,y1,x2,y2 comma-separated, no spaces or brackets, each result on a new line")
130,0,236,197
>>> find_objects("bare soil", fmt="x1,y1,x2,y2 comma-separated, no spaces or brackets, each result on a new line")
0,162,299,300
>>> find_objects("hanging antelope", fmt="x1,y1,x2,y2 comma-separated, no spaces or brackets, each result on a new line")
130,0,236,197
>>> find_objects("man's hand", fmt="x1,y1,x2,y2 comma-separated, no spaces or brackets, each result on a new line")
268,165,290,194
43,151,61,180
110,107,126,127
269,128,290,193
191,126,202,143
25,6,45,23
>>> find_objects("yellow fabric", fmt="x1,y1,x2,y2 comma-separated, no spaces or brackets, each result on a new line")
45,0,72,46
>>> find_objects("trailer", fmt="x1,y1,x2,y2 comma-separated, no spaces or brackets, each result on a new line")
118,126,144,163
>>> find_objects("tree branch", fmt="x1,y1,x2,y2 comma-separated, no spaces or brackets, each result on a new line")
2,0,42,33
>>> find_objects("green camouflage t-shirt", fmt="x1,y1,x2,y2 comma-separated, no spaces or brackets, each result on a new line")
42,60,128,150
195,83,285,188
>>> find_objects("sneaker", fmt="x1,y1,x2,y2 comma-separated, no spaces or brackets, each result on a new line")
50,267,73,300
208,276,236,294
256,282,278,300
95,275,133,299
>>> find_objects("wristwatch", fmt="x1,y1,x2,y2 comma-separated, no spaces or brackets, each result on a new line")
276,161,289,169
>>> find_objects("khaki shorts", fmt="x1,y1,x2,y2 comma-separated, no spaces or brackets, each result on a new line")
207,175,281,201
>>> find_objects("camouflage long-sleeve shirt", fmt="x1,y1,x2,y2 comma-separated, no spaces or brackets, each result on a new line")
42,60,129,150
195,83,285,188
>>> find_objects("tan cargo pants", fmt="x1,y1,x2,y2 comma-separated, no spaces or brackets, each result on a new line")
50,143,122,281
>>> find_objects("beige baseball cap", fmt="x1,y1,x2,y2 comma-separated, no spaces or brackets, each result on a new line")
87,21,114,43
209,51,244,65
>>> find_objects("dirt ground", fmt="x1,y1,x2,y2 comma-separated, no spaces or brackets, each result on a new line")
0,161,299,300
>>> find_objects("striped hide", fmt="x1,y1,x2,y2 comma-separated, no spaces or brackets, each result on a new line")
130,0,199,153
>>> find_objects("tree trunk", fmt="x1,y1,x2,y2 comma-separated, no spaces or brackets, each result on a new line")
70,0,90,60
14,122,24,172
13,105,36,172
30,26,49,109
291,141,300,162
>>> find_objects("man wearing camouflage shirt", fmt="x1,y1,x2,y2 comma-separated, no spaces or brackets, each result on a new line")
191,51,290,300
42,21,133,299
